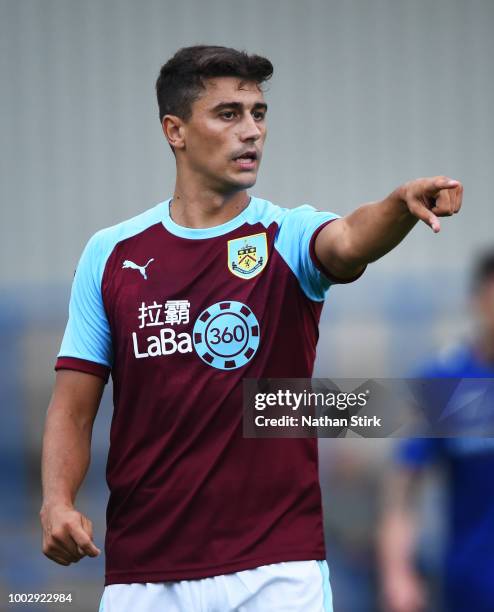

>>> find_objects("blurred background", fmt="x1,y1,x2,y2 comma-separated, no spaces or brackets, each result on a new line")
1,0,493,610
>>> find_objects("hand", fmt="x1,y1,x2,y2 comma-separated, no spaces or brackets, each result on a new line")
40,502,101,566
381,567,427,612
399,176,463,233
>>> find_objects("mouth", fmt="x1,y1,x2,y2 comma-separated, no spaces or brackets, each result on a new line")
232,150,258,170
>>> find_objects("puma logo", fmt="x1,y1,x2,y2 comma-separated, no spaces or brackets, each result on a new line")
122,258,155,280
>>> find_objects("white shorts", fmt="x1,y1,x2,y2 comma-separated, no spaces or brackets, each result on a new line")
99,560,333,612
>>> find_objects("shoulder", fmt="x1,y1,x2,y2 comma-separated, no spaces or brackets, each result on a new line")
418,342,473,377
89,201,165,252
246,196,337,229
244,196,286,227
76,201,165,279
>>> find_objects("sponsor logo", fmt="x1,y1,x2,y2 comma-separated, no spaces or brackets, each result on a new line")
193,301,260,370
227,233,267,279
133,328,192,358
131,299,259,369
122,258,154,280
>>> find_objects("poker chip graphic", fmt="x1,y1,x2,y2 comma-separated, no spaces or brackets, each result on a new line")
192,301,260,370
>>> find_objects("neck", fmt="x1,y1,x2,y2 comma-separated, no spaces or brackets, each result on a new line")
170,170,250,229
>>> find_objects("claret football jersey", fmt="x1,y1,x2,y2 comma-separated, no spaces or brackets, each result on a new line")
55,196,362,585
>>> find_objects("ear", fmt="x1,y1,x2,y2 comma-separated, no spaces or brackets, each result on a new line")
162,114,185,150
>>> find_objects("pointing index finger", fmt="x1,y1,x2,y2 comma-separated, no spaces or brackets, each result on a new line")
433,177,460,191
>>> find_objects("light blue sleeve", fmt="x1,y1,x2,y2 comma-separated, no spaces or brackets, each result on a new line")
58,232,112,367
275,204,340,302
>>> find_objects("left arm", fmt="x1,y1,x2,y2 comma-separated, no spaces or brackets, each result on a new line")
316,176,463,279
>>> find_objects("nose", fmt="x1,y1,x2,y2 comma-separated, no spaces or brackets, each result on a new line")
238,113,262,142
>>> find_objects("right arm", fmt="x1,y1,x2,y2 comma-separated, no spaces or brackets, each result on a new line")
40,370,104,565
378,468,427,612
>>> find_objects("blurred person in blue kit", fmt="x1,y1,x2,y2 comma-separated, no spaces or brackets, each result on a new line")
378,250,494,612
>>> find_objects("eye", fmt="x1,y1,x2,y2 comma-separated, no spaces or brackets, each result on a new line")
252,111,266,121
220,111,236,120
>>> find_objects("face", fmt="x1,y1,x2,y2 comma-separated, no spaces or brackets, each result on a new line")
474,275,494,336
167,77,267,193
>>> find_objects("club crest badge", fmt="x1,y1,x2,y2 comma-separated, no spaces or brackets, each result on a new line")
227,233,268,279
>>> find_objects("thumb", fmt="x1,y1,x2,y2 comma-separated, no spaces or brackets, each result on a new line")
71,516,101,558
424,211,441,233
409,200,441,233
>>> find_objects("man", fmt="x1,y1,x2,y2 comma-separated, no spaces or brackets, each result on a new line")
379,251,494,612
40,45,462,611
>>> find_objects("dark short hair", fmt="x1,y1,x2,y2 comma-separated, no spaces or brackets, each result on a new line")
155,45,273,123
472,249,494,292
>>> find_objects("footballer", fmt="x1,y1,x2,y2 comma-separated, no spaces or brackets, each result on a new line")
40,45,462,611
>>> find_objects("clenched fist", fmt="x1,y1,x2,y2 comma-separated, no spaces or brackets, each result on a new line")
40,503,101,566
